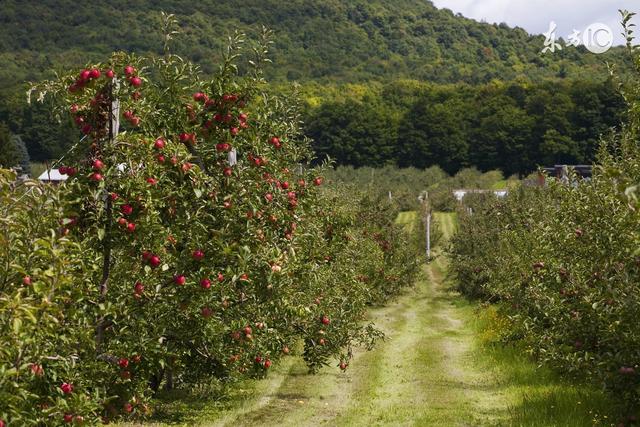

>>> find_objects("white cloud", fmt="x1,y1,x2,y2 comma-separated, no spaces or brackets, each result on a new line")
432,0,638,45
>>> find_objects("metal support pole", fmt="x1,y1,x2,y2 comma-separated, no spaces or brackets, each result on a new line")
426,212,431,258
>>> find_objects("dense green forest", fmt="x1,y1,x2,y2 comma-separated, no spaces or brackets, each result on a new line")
0,0,633,174
306,79,625,174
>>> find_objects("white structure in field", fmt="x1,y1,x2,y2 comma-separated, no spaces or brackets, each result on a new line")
37,169,68,184
452,189,508,202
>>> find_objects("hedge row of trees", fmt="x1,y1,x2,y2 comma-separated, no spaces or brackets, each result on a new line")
449,26,640,412
0,28,421,426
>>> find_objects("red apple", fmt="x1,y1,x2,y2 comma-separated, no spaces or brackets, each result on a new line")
79,69,91,81
339,362,347,370
63,414,74,423
134,282,144,295
192,249,205,261
92,159,104,170
118,358,129,369
121,204,133,216
217,273,224,282
127,223,136,233
223,167,233,177
149,255,161,268
60,382,74,394
202,307,213,318
106,69,115,79
264,193,273,202
90,173,103,182
89,68,101,79
174,275,186,286
146,177,158,185
154,138,165,150
264,359,272,369
124,65,136,76
320,315,330,325
23,276,32,286
314,177,323,186
230,127,239,136
30,363,44,376
255,356,262,364
123,403,133,413
129,76,142,87
200,278,211,289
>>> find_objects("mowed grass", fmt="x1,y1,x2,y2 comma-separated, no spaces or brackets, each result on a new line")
120,212,621,427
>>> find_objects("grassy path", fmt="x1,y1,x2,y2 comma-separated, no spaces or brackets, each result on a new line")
134,212,617,427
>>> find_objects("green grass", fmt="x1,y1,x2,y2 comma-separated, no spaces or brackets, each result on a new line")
470,307,622,427
120,212,622,427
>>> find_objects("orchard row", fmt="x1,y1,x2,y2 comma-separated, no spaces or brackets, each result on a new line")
0,38,420,426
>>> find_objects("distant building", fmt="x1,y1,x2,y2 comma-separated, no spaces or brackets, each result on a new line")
37,169,68,184
537,165,593,186
452,189,508,202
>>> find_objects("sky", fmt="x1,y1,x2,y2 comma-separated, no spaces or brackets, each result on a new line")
431,0,638,45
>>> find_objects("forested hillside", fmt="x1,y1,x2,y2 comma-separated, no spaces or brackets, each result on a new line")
0,0,632,174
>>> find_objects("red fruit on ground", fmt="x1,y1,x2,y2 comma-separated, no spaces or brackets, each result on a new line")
321,315,330,325
270,137,280,145
146,177,158,185
255,356,262,364
90,173,103,182
174,275,186,286
154,138,165,150
118,358,129,368
123,403,133,413
339,362,347,370
23,276,32,285
230,127,239,136
217,272,224,282
314,177,323,186
223,167,233,177
63,414,74,423
264,359,272,369
200,278,211,289
60,382,73,394
265,193,273,202
243,326,252,336
201,307,213,318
